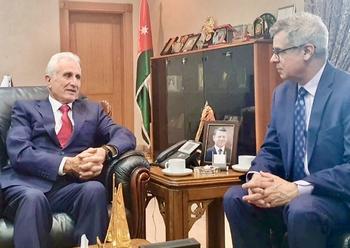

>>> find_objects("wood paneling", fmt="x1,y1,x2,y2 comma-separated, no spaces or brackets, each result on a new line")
59,1,134,130
254,41,282,149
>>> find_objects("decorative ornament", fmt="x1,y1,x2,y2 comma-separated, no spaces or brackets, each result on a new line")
97,174,131,248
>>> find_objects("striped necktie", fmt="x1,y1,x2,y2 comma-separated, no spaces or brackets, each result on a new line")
293,87,308,180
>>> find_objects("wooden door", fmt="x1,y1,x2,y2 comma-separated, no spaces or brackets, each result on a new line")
60,1,133,131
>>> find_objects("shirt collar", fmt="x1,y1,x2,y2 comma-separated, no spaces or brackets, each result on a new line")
48,95,73,111
214,145,225,151
299,63,326,97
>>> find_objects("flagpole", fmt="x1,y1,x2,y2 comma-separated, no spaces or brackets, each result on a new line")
135,0,153,157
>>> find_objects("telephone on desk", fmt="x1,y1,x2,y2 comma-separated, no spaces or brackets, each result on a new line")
155,140,201,169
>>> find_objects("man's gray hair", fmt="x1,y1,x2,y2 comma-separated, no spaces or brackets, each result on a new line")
45,52,80,76
270,12,328,59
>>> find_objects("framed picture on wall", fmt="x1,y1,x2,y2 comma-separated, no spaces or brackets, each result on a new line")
277,5,296,20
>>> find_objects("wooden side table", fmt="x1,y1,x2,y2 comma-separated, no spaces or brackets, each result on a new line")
147,166,243,248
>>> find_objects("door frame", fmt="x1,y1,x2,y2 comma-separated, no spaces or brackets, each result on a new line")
59,0,134,131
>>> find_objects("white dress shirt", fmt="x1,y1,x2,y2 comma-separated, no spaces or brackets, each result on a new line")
214,145,226,154
294,63,326,193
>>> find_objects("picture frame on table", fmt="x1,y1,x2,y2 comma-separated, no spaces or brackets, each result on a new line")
232,25,244,40
277,4,296,20
172,34,191,53
181,34,201,52
160,37,178,55
201,120,240,166
171,41,184,53
212,25,234,45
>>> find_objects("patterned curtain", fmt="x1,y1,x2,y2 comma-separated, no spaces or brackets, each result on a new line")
305,0,350,72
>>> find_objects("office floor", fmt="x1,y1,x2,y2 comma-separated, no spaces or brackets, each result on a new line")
145,198,233,248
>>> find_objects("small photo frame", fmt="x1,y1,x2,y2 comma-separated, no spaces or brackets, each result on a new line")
172,34,191,53
179,34,191,44
181,34,201,52
171,41,184,53
232,25,244,40
277,5,296,20
201,120,240,166
253,17,264,37
212,25,233,45
160,37,178,55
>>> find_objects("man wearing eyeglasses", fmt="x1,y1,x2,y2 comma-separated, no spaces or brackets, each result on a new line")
224,12,350,248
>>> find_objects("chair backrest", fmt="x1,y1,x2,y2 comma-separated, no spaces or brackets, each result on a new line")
0,86,49,170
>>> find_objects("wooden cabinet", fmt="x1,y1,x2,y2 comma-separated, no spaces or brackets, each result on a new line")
151,40,281,158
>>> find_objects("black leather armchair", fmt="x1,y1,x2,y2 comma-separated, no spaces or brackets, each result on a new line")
0,86,150,248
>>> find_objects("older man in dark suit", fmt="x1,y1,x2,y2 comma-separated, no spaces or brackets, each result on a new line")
224,12,350,248
0,52,136,248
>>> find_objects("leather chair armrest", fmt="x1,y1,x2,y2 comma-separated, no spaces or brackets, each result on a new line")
104,150,150,191
104,150,150,238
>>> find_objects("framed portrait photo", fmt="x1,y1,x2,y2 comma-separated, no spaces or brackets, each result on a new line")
181,33,201,52
212,28,227,45
212,25,233,45
277,4,296,20
172,34,191,54
171,41,184,53
160,36,178,55
201,120,240,166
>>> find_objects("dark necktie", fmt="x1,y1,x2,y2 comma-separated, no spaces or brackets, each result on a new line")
293,87,307,180
57,104,72,148
218,149,222,154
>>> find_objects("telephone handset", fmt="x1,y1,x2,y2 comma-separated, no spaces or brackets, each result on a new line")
155,140,201,168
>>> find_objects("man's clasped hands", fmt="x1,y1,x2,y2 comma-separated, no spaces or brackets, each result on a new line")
64,147,106,180
242,172,299,208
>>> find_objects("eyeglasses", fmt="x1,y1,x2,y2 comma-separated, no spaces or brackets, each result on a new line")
272,44,305,60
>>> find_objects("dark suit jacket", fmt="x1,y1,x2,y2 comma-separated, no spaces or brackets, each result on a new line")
251,62,350,202
0,98,136,192
205,146,231,163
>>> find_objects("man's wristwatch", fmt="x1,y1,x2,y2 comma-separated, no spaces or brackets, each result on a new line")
101,145,118,160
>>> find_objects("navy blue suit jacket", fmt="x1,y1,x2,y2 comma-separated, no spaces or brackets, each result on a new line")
251,62,350,202
0,98,136,192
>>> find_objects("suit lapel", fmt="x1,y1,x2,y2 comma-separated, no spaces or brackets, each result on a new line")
67,100,87,147
36,99,60,146
307,63,334,163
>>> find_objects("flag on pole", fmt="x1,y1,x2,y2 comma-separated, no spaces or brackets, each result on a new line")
136,0,153,146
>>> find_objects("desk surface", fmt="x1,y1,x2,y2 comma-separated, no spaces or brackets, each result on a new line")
150,166,244,187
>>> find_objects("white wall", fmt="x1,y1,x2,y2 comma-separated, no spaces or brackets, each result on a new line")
0,0,304,146
0,0,60,84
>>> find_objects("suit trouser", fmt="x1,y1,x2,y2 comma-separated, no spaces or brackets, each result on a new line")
223,185,350,248
3,180,108,248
